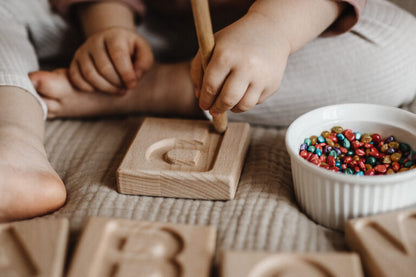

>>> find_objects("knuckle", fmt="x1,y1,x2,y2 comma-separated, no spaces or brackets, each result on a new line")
216,49,233,66
69,64,78,77
220,96,238,108
245,56,260,68
204,84,218,96
237,101,255,112
82,68,95,80
110,46,125,60
257,97,266,104
100,63,115,76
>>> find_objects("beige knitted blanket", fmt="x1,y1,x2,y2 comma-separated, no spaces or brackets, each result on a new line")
43,116,347,255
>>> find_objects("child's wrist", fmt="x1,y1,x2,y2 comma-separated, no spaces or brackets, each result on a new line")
243,11,292,55
77,2,136,37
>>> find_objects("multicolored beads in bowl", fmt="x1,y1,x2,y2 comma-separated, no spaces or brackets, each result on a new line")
299,126,416,176
285,103,416,230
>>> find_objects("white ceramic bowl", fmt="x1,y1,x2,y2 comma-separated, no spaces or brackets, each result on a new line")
285,103,416,230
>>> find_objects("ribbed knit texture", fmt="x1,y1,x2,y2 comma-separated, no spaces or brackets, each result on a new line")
43,117,348,256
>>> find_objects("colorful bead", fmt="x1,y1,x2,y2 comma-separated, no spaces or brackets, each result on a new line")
371,133,381,144
323,145,332,154
355,149,365,157
309,154,320,165
342,139,351,149
299,127,415,176
404,161,415,168
361,134,372,143
336,133,345,141
317,136,325,144
382,155,392,164
374,165,387,174
343,168,354,175
300,143,308,151
365,168,375,176
391,153,402,162
409,151,416,161
333,147,342,156
331,126,343,134
328,150,338,158
386,147,395,155
315,148,322,157
327,155,336,167
400,143,410,153
388,141,400,150
326,138,335,147
321,131,331,138
392,162,400,172
344,129,355,142
307,145,316,153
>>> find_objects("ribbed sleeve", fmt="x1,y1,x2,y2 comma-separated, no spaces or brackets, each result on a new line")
325,0,367,35
50,0,145,18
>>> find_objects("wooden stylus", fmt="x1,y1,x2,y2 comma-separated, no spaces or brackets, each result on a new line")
191,0,228,133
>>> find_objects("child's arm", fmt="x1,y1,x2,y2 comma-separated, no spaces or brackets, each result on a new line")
191,0,348,116
70,1,153,93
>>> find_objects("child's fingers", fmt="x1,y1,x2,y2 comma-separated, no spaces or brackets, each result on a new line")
92,48,124,88
69,60,95,92
257,88,275,104
132,37,154,77
190,53,203,98
107,41,137,89
230,85,261,113
208,70,249,116
198,62,230,111
78,54,121,93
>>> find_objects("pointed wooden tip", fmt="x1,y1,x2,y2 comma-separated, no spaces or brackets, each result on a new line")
213,112,228,133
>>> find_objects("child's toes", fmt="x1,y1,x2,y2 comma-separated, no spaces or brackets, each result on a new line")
40,97,61,118
29,71,58,98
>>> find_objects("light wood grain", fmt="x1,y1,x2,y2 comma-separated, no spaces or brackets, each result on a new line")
191,0,228,133
116,117,250,200
221,251,364,277
345,207,416,277
68,217,216,277
0,218,69,277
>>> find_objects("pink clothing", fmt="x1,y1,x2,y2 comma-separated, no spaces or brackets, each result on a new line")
51,0,367,35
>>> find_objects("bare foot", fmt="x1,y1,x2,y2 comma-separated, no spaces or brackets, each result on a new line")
29,62,201,118
0,88,66,222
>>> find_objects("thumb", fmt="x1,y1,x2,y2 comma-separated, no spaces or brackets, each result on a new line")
132,36,154,77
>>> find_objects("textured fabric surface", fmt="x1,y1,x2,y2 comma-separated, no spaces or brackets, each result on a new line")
43,116,347,258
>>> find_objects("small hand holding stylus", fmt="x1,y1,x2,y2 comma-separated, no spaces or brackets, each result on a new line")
190,0,228,133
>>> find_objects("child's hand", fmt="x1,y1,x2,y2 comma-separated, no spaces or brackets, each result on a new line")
190,13,291,116
69,27,153,94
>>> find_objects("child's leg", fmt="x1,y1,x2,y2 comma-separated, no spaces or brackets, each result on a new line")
0,0,76,221
30,62,201,118
0,88,65,221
